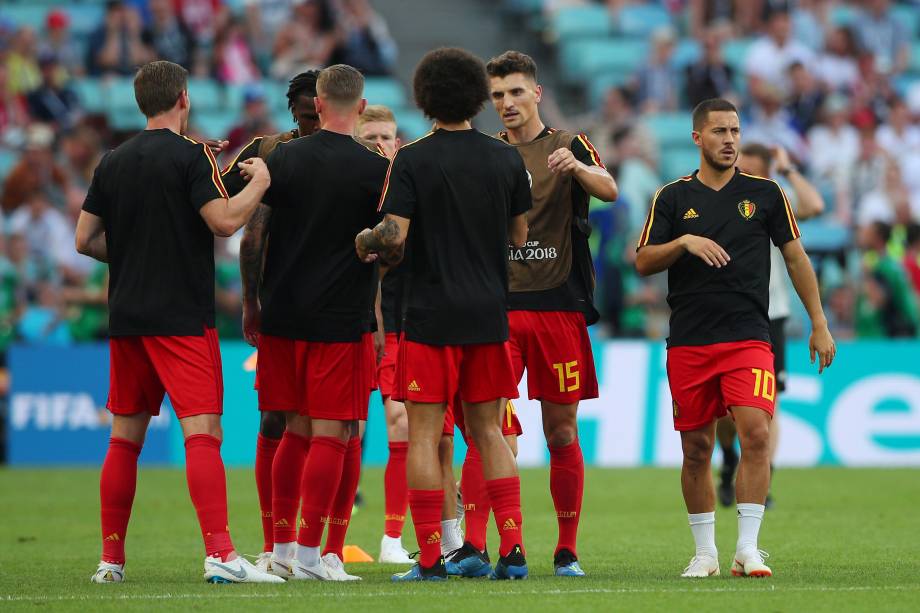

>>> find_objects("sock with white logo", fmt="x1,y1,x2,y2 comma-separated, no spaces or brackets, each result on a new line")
736,503,765,558
295,544,321,568
273,541,295,561
440,518,463,556
688,512,717,559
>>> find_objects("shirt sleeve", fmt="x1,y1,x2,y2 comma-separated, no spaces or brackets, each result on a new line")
188,143,229,211
767,181,801,247
509,153,532,217
82,152,110,217
571,133,605,168
636,185,676,249
379,151,415,218
219,137,262,197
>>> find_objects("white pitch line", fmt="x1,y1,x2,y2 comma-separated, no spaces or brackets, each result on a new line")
3,585,919,602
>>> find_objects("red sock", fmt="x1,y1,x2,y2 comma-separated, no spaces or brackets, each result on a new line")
272,431,310,544
486,476,524,557
461,443,490,551
297,436,347,548
409,489,443,568
255,434,280,552
384,441,409,538
185,434,234,560
549,439,584,557
322,437,362,559
100,437,141,564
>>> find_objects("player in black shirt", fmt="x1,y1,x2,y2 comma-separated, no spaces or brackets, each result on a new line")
635,98,836,579
238,64,389,581
356,48,531,581
219,70,320,571
74,60,280,584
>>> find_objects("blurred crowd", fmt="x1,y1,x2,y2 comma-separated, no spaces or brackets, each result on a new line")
542,0,920,340
0,0,397,356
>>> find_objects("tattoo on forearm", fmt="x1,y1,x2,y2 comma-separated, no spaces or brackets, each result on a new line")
360,218,405,266
239,204,271,301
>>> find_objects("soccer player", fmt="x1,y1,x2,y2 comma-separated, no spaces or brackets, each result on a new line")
239,64,388,581
355,47,531,581
716,143,826,508
222,70,321,572
75,60,282,584
635,98,836,578
356,105,417,564
475,50,617,578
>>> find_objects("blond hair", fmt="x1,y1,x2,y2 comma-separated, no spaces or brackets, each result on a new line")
358,104,397,128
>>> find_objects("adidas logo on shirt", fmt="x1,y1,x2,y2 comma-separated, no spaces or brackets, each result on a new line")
683,208,700,220
408,380,421,392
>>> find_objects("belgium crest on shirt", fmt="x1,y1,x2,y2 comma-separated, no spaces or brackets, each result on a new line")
737,199,757,220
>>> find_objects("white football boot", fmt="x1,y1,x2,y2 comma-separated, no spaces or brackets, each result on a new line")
254,552,273,573
379,534,414,564
322,553,362,581
203,555,285,583
90,561,125,584
681,554,721,578
731,549,772,578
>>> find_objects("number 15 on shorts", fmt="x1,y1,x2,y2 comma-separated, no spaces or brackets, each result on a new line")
553,360,580,393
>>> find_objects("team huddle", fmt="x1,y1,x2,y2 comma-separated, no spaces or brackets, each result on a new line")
75,46,835,585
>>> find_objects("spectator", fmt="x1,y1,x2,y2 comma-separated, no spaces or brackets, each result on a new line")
807,94,859,205
785,61,824,136
1,124,69,213
815,26,860,93
684,26,735,108
0,62,29,147
632,26,679,113
7,191,76,275
744,84,809,165
143,0,199,72
855,221,919,337
582,86,658,174
903,223,920,298
174,0,225,45
59,126,104,192
211,15,261,84
40,10,85,80
847,123,890,224
688,0,760,37
17,282,72,345
226,86,276,153
876,96,920,195
0,232,24,356
26,53,82,130
745,3,815,97
61,264,109,341
7,232,53,302
5,28,41,95
270,0,337,79
791,0,832,52
332,0,397,76
856,161,919,228
850,52,896,125
854,0,910,76
87,1,154,76
611,126,660,235
245,0,306,69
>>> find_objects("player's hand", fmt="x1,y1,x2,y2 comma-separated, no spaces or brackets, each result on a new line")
242,302,261,347
373,329,386,364
239,157,270,185
680,234,731,268
809,322,836,374
202,138,229,155
547,147,579,175
355,228,378,263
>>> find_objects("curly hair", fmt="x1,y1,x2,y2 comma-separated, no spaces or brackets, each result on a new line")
486,50,537,81
413,48,489,124
286,70,320,112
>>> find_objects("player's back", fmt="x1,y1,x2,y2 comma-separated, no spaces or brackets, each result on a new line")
388,129,531,345
85,129,226,335
259,129,389,341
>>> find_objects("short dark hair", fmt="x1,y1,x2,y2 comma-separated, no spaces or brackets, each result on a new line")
692,98,738,130
413,47,489,123
486,50,538,81
741,143,772,168
317,64,364,106
287,70,320,111
134,60,188,118
870,221,892,244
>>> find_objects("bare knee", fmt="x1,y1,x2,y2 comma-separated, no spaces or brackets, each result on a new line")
180,413,222,440
545,424,577,448
260,411,286,439
682,433,714,469
438,435,454,467
738,422,770,460
285,412,312,438
386,401,409,441
542,402,578,448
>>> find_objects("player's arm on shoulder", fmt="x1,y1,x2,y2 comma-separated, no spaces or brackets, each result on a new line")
780,239,836,373
549,133,618,202
356,214,410,266
75,211,107,263
199,157,271,237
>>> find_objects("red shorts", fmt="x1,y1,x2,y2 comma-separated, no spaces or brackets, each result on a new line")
107,327,223,419
666,340,777,431
393,340,519,404
376,332,400,400
255,333,373,421
365,332,379,392
450,397,523,439
509,310,598,404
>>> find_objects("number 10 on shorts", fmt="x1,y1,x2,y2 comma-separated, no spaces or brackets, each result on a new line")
751,367,775,401
553,360,580,393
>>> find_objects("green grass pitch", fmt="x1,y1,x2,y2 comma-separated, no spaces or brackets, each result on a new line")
1,466,918,611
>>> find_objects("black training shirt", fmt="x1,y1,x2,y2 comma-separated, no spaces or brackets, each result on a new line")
82,129,228,336
259,129,389,341
380,129,532,345
637,169,801,347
